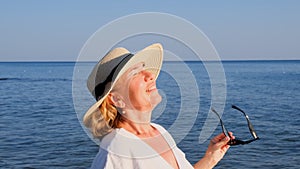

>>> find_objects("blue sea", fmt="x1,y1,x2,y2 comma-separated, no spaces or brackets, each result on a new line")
0,61,299,169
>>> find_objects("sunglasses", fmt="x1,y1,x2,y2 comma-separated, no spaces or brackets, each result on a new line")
211,105,259,146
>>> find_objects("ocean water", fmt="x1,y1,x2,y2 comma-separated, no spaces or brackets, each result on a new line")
0,61,299,169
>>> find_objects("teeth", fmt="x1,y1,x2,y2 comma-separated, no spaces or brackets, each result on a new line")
149,86,156,90
147,86,156,92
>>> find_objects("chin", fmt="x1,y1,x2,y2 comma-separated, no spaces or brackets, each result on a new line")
150,92,162,107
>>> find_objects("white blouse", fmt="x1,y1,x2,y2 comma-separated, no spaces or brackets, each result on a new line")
90,123,194,169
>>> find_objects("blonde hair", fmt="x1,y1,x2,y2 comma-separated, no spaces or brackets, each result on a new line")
83,97,122,139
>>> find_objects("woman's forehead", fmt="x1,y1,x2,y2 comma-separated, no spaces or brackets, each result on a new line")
121,62,144,77
116,62,145,82
126,62,145,72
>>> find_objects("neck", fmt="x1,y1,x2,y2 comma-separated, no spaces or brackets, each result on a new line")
122,108,152,124
119,109,156,137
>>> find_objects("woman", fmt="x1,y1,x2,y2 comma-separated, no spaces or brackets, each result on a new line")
83,43,233,169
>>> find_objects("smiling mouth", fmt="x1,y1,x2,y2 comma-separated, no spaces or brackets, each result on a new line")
146,85,157,93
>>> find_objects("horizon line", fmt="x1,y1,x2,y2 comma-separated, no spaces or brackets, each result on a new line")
0,59,299,63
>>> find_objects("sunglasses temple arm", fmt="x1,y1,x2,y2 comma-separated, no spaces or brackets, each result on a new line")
246,117,259,139
211,108,231,138
232,105,259,139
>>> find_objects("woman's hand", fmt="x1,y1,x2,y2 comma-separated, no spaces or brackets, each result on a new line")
194,132,234,169
205,132,234,165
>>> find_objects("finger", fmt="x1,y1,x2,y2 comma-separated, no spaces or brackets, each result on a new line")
221,144,230,152
215,136,230,148
228,132,235,139
212,132,227,141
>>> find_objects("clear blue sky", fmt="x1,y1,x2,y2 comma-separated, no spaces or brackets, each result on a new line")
0,0,299,61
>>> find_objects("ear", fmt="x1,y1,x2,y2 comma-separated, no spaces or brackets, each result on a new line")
108,92,125,108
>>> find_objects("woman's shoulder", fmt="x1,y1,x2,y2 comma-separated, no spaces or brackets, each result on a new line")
99,123,175,158
100,128,157,158
100,128,133,150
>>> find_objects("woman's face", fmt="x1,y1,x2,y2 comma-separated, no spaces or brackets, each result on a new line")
113,62,162,112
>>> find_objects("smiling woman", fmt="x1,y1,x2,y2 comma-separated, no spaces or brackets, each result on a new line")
83,43,233,169
112,62,162,114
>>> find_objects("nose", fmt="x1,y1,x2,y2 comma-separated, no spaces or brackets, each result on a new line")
143,70,154,82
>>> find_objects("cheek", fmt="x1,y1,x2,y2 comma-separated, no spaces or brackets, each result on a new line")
129,80,145,97
128,79,144,99
129,76,145,90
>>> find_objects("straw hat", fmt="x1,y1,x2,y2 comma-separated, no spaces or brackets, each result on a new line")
83,43,163,123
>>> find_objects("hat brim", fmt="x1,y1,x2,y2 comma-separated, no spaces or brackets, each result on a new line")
83,43,163,124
